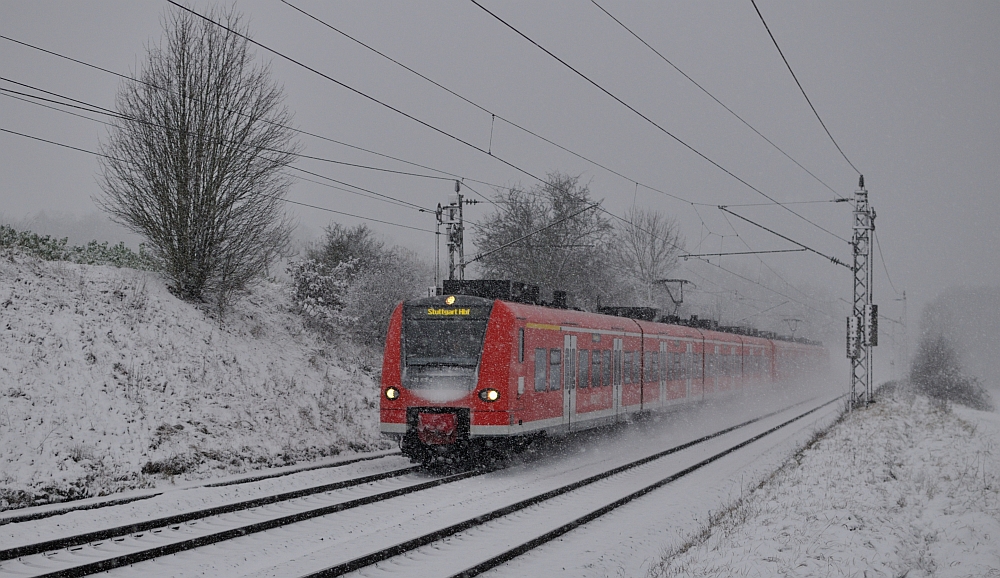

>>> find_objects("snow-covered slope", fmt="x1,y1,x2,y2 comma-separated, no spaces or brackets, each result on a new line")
650,386,1000,577
0,248,386,511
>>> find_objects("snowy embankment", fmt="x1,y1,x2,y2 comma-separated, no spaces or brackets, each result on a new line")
651,385,1000,577
0,249,386,511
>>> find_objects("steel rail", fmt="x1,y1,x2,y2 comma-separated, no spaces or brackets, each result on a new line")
3,398,828,577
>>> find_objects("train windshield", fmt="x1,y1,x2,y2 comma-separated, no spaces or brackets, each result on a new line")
403,318,489,367
401,300,492,392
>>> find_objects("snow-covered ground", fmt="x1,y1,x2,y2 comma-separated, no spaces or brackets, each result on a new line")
649,385,1000,578
0,248,387,511
4,246,998,578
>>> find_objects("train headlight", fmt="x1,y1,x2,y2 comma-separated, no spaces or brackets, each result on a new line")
385,387,400,400
479,388,500,402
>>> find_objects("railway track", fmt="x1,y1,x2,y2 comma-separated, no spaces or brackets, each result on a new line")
293,396,842,578
0,397,838,578
0,450,401,528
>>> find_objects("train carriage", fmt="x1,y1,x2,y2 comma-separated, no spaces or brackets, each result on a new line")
380,292,826,464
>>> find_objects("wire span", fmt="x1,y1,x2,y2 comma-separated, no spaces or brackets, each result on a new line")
590,0,841,199
750,0,860,175
469,0,849,245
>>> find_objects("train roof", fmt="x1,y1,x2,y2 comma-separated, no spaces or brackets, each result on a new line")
431,280,823,347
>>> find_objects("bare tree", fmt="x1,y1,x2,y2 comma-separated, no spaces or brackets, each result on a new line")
98,6,298,306
613,207,683,306
472,173,614,308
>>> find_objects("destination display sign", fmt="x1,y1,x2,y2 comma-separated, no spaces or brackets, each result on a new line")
426,307,472,316
404,297,492,320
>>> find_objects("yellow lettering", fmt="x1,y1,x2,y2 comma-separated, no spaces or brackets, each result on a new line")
426,307,472,316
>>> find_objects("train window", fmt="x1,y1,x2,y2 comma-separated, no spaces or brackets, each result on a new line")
623,352,632,384
592,350,602,387
633,352,641,384
643,351,653,383
518,328,524,363
602,350,612,386
534,348,547,392
652,351,660,383
549,349,562,390
578,350,589,388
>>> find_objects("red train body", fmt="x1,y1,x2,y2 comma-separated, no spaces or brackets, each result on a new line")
380,294,826,463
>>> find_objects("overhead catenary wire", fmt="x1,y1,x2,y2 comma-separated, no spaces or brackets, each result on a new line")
0,32,524,196
278,0,699,207
750,0,860,175
719,209,818,303
469,0,850,246
165,0,551,189
692,255,837,320
590,0,842,200
1,20,841,331
0,87,427,214
466,203,601,265
718,206,850,268
873,228,899,295
0,40,636,239
0,77,433,213
681,248,807,259
0,126,434,234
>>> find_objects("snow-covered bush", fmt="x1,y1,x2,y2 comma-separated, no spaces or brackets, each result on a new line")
302,224,431,348
287,258,355,336
910,332,993,411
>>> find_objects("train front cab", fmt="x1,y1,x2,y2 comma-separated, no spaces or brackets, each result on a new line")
379,295,516,463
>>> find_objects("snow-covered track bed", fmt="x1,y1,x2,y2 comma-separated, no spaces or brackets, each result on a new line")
0,396,838,577
286,397,842,578
57,395,830,577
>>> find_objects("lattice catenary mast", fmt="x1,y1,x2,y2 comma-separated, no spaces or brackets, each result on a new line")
848,175,877,405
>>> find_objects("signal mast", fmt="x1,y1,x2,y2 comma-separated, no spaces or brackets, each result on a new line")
435,180,479,289
848,175,877,406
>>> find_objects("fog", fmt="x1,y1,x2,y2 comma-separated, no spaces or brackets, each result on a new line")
2,2,998,377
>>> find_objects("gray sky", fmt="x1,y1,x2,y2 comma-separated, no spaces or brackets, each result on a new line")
2,1,998,350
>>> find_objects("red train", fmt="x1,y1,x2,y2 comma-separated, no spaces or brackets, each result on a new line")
380,291,826,464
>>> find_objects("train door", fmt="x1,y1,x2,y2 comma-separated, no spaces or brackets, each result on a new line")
563,334,577,430
659,341,667,408
613,338,623,418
